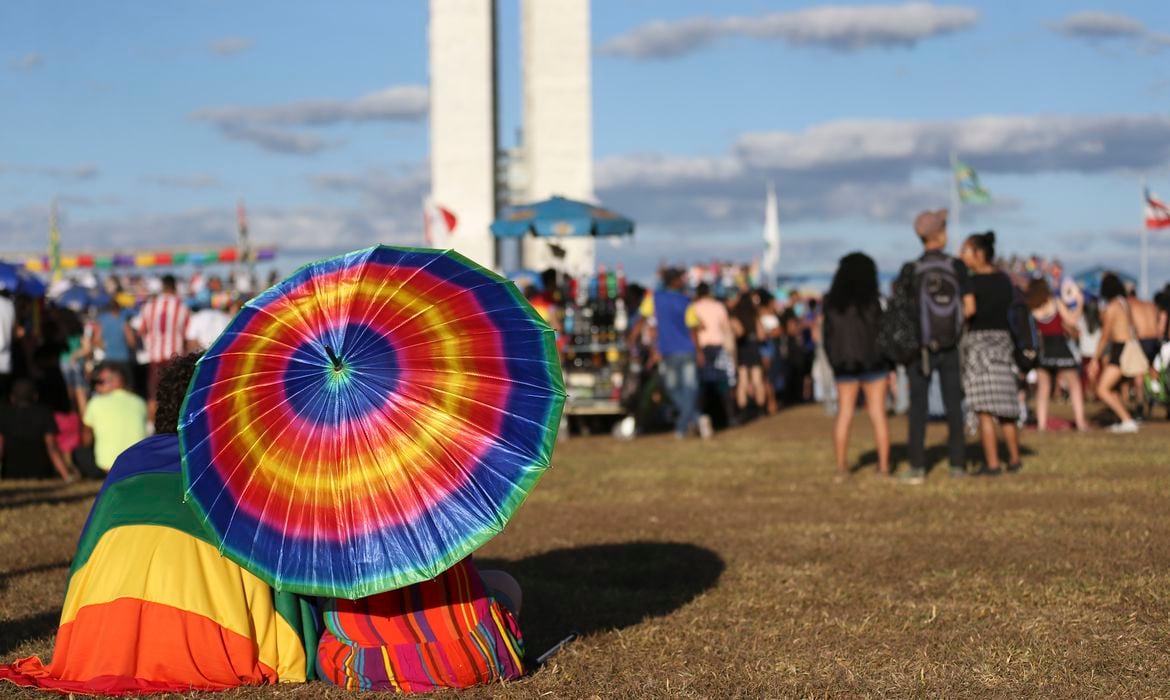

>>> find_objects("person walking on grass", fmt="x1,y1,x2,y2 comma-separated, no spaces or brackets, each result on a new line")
958,232,1022,475
633,268,702,439
899,209,973,484
1026,278,1088,432
823,253,891,482
690,282,737,430
1089,273,1140,433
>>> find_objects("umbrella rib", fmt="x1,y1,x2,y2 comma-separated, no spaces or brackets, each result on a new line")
387,305,552,349
344,264,490,361
185,363,328,493
385,379,552,465
350,375,505,525
398,365,565,395
351,375,452,583
343,377,439,590
340,250,463,360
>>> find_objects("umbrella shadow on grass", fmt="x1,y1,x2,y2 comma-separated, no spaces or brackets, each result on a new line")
478,541,724,654
855,442,1037,474
0,610,60,656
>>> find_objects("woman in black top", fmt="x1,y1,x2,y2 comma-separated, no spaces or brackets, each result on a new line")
958,232,1021,475
730,292,767,412
823,253,890,481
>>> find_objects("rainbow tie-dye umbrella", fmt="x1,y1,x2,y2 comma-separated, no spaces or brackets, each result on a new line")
178,245,566,600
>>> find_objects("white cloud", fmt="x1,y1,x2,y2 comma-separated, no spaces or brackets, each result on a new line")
0,163,98,180
193,85,428,154
193,86,428,128
209,37,254,56
217,124,331,154
598,2,978,59
142,174,222,189
1050,11,1170,51
0,204,422,255
595,113,1170,232
9,52,44,71
309,167,430,210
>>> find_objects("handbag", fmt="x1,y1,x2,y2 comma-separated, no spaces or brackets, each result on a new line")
1119,300,1150,378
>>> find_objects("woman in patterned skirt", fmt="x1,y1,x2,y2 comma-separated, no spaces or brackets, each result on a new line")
959,232,1022,476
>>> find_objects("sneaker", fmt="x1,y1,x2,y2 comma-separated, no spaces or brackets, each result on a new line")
697,414,714,440
949,466,968,479
899,468,926,485
1108,420,1139,434
1006,462,1023,473
972,465,1004,477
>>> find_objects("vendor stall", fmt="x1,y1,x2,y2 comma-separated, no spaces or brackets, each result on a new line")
492,196,635,424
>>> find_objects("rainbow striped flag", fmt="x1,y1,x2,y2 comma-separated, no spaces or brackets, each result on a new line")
0,434,318,696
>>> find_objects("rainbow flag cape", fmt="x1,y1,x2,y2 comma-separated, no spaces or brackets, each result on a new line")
0,434,318,696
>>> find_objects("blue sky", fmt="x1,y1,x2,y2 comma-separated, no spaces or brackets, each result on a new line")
2,1,1169,282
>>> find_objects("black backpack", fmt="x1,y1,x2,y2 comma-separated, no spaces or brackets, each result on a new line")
914,254,964,352
877,267,920,365
1008,290,1041,371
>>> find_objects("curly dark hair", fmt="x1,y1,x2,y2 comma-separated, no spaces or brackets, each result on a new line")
154,352,203,434
826,252,880,312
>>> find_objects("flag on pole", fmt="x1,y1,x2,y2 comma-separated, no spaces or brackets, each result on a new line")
954,161,991,204
422,198,458,247
236,200,251,262
48,200,62,282
1145,187,1170,229
761,182,780,283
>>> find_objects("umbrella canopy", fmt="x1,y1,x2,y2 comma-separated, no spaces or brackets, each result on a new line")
491,195,634,239
179,245,566,599
1072,266,1136,297
0,261,47,297
55,285,111,310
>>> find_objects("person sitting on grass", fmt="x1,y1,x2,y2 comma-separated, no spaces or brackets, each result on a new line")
77,362,147,478
0,379,77,482
316,559,526,693
0,353,318,695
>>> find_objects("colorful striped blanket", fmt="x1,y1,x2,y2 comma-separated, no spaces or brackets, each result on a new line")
316,559,524,692
0,434,318,696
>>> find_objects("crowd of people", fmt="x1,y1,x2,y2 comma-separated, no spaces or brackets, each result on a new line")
626,208,1170,482
0,269,270,482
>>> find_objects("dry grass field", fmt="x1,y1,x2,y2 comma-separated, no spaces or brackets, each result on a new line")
3,405,1169,698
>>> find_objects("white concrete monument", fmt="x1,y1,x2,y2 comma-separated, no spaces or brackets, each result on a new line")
428,0,498,268
520,0,595,276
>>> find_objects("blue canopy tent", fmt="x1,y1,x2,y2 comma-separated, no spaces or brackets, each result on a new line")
1073,266,1137,298
55,284,111,310
491,196,634,239
0,261,46,297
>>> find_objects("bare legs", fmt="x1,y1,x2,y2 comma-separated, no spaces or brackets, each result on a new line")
1097,364,1133,424
833,381,859,477
1035,369,1052,432
1061,368,1088,431
832,377,890,479
862,379,891,475
736,365,768,411
1037,367,1089,432
977,413,1021,470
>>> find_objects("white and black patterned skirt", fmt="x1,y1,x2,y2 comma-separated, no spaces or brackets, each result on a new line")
962,330,1020,419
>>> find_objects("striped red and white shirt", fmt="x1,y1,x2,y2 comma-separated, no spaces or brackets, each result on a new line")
134,294,191,364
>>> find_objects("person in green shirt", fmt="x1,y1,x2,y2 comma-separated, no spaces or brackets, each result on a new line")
81,362,147,475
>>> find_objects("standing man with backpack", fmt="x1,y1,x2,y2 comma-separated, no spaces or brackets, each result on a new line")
896,209,974,483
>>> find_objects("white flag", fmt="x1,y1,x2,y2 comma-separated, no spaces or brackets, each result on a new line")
762,182,780,283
